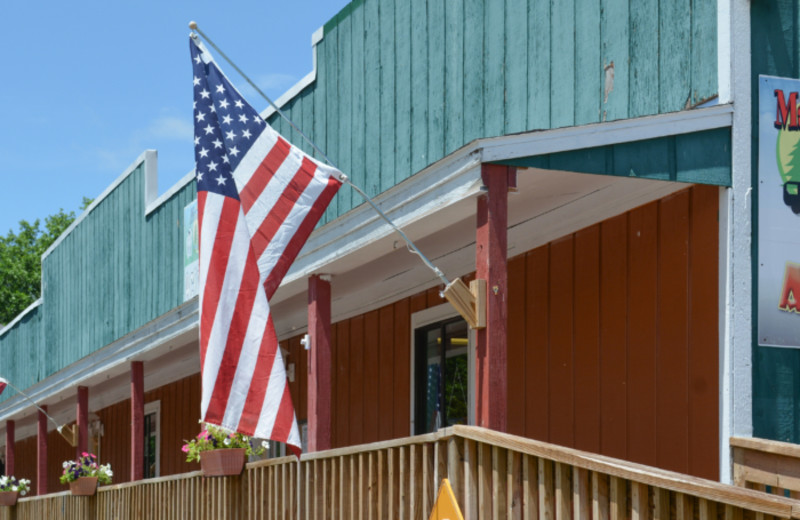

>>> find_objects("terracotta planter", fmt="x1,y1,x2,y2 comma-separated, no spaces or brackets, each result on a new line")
0,491,18,506
69,476,98,496
200,448,246,476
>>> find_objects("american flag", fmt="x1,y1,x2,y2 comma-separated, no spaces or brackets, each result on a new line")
190,36,342,456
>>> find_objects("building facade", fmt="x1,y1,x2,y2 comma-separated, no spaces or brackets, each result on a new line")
0,0,793,495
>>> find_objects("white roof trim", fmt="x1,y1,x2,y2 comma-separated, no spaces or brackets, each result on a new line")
480,104,733,162
0,297,198,425
0,299,41,338
281,104,734,289
261,27,324,121
145,169,196,215
42,150,157,261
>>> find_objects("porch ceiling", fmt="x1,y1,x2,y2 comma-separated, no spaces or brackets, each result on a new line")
271,167,691,338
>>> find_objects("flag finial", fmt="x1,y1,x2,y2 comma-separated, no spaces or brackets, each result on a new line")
189,21,198,30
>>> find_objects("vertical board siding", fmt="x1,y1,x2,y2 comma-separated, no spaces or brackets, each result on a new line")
284,185,718,480
268,0,717,223
0,164,196,402
518,185,719,480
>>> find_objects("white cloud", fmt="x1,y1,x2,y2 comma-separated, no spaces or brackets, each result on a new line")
147,115,193,140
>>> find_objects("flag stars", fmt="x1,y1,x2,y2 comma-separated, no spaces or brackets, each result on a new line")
199,147,209,158
196,111,206,122
193,76,201,86
229,146,240,157
196,172,204,182
238,114,248,124
212,138,223,149
219,99,230,110
222,114,233,125
200,89,211,99
235,99,244,109
215,174,227,185
203,124,215,135
194,54,202,65
208,160,219,172
226,130,236,141
222,155,230,164
215,84,225,94
242,129,252,139
194,136,200,145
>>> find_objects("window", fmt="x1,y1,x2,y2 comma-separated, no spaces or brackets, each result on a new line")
412,305,472,435
143,401,160,478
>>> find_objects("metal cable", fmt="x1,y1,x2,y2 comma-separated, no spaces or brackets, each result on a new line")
190,23,451,287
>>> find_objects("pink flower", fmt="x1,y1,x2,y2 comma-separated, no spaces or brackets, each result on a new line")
181,444,190,453
197,430,208,440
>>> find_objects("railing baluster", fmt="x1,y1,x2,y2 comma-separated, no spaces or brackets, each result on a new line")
539,458,554,520
522,455,539,520
631,481,648,520
572,467,590,520
464,439,479,520
609,476,626,520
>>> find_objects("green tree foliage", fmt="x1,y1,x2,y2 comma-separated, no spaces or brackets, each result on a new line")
0,198,92,326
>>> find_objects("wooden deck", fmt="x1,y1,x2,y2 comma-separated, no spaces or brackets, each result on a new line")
2,427,799,519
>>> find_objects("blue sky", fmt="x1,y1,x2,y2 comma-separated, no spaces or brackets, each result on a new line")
0,0,349,236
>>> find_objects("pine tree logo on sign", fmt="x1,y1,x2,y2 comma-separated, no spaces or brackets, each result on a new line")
774,89,800,214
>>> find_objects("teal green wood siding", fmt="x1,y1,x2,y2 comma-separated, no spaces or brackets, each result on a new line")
501,128,731,186
752,1,800,443
269,0,718,225
0,162,196,401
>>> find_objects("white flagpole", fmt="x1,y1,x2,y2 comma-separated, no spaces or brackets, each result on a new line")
189,23,452,289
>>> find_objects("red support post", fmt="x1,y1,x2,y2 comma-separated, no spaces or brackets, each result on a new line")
131,361,144,481
5,420,14,477
76,386,89,458
475,163,514,431
37,406,47,495
307,274,332,452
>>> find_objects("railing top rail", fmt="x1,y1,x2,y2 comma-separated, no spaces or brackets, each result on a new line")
453,426,800,519
300,429,448,461
732,436,800,458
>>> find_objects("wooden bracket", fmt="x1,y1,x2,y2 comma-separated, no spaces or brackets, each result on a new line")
58,424,78,447
443,278,486,329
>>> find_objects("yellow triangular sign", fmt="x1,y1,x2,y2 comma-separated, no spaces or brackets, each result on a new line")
429,478,464,520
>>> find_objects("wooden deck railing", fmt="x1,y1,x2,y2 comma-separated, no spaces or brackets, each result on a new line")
732,436,800,499
3,427,800,519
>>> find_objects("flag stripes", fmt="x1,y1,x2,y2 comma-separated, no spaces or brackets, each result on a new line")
191,36,342,456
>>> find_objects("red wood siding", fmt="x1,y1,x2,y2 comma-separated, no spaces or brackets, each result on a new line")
508,185,719,479
296,185,719,479
93,372,202,484
8,186,719,491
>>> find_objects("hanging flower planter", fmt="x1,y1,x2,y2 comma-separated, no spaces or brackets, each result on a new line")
0,491,18,506
200,448,246,476
183,424,268,477
69,476,99,496
0,475,30,506
60,453,111,495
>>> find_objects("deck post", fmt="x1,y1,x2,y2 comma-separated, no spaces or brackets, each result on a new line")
131,361,144,480
475,164,514,431
76,386,89,458
37,406,47,495
5,420,14,476
307,274,332,452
